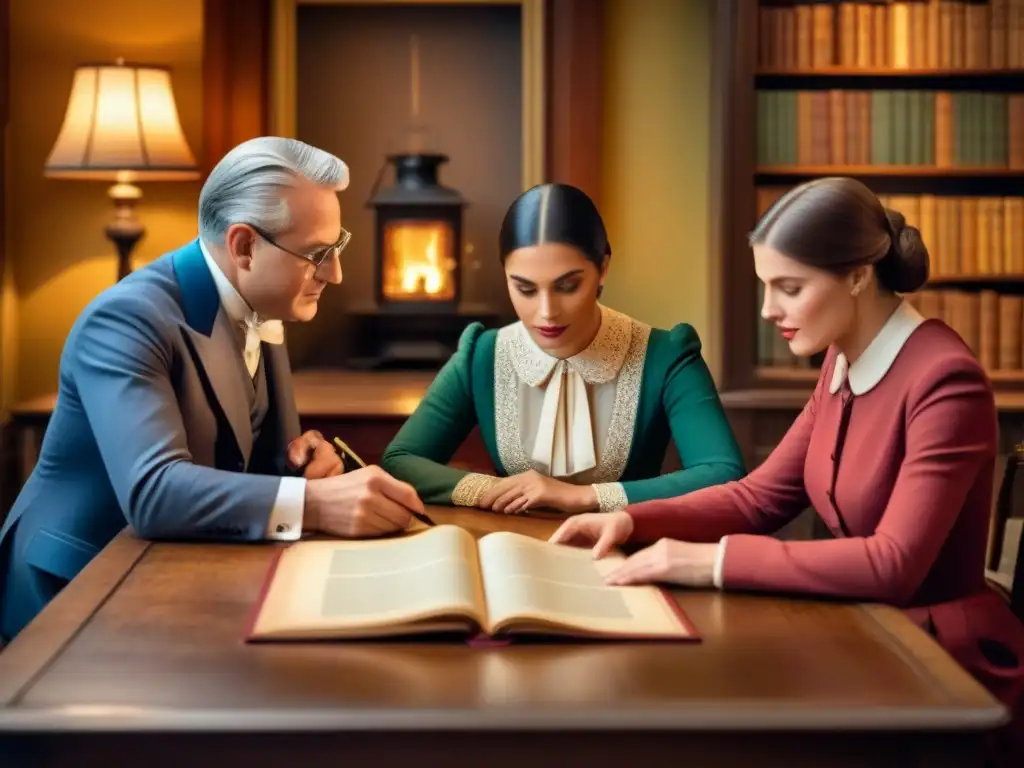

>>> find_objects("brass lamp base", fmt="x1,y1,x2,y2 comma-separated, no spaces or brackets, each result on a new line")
105,182,145,281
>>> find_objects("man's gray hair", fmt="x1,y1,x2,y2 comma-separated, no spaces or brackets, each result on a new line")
198,136,350,245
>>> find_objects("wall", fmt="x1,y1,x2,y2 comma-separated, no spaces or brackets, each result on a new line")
6,0,204,401
600,0,719,379
1,0,13,416
2,130,13,416
290,3,522,368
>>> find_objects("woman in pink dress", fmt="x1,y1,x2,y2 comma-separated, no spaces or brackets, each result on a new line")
550,176,1024,766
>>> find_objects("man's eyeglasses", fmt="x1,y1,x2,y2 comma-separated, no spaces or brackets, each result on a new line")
249,224,351,268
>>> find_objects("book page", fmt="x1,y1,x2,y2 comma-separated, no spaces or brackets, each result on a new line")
477,531,692,639
250,524,486,639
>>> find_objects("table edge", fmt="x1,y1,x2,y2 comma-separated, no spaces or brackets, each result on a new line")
7,405,417,422
0,528,149,707
0,702,1009,733
858,603,1009,718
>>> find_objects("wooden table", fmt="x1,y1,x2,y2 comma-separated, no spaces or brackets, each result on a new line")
0,507,1007,767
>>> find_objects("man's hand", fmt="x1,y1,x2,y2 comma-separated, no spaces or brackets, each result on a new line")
477,469,597,514
286,430,343,479
304,465,426,538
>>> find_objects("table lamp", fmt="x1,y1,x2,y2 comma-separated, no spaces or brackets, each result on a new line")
44,58,200,281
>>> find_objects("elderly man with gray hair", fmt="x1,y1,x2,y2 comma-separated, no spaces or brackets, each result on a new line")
0,137,425,643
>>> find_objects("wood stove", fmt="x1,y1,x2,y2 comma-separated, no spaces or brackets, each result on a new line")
348,151,497,369
370,152,464,312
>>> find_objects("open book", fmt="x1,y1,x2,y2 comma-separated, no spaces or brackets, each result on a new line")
246,524,698,642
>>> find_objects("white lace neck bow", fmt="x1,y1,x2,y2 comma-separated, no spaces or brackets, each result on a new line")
509,305,632,477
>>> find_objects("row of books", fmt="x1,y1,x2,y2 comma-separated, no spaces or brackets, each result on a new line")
911,289,1024,372
756,188,1024,278
758,0,1024,71
877,193,1024,278
757,90,1024,167
757,288,1024,374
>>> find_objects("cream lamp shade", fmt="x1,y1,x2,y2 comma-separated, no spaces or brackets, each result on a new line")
44,59,199,281
45,60,199,181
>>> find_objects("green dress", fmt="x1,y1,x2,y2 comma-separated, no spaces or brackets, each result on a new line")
381,305,746,513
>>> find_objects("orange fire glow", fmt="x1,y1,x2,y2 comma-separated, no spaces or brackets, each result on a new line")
382,220,456,301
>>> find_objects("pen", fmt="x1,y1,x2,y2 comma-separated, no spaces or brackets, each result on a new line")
332,436,367,468
332,437,435,527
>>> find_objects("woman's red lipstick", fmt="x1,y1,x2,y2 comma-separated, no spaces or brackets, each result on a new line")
779,327,797,341
536,325,567,339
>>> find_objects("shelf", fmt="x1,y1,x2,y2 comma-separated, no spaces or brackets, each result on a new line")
721,388,811,410
722,387,1024,413
756,366,819,383
756,366,1024,386
756,68,1024,77
756,166,1024,178
986,370,1024,384
927,274,1024,286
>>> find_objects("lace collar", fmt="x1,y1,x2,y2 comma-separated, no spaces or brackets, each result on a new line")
508,304,633,387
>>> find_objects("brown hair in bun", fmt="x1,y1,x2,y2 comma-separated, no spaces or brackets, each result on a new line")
749,176,929,293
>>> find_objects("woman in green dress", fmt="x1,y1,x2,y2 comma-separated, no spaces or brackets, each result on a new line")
381,183,745,515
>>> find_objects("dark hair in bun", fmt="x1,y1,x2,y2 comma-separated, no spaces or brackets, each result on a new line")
748,176,929,293
499,182,611,269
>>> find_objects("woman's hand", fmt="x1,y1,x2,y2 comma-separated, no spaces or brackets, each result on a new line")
603,539,719,588
478,470,597,514
548,511,634,558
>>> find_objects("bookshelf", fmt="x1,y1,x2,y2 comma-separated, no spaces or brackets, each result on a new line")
712,0,1024,465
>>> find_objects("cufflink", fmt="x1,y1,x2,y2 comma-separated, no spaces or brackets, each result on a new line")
276,523,290,533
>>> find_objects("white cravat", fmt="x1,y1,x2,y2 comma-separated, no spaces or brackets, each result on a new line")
530,359,597,477
242,315,284,377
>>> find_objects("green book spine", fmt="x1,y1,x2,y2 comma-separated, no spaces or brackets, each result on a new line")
907,90,922,165
953,92,967,167
974,93,985,167
871,90,892,165
790,92,798,166
784,91,797,166
993,94,1009,167
978,93,989,167
892,90,909,165
922,91,935,166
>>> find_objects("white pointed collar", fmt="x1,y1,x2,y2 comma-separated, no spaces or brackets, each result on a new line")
509,304,633,387
829,300,925,395
199,238,284,345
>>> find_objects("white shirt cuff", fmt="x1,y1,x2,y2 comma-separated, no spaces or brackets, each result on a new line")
712,536,727,589
266,477,306,540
